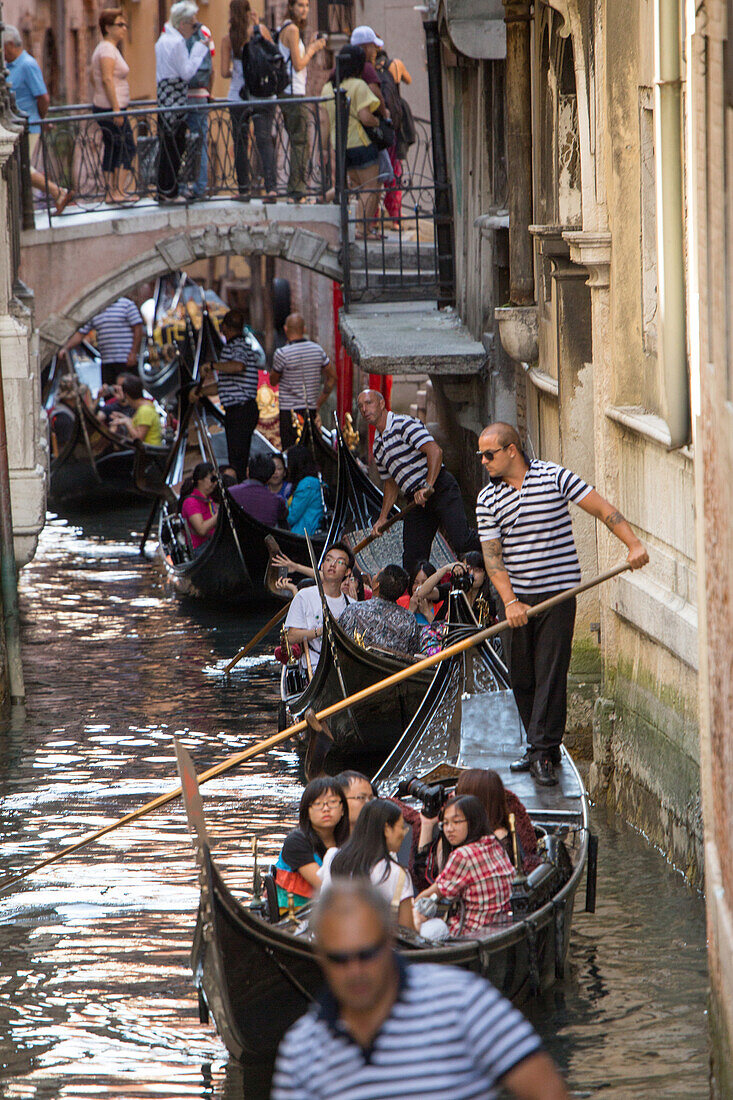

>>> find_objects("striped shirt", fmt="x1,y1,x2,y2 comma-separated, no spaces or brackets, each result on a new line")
271,959,543,1100
476,460,592,594
80,298,142,365
373,411,434,496
216,336,260,407
272,339,329,410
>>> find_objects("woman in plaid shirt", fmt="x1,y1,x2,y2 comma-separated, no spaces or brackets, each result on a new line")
414,796,513,936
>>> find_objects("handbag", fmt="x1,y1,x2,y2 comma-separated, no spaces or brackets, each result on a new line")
364,117,395,152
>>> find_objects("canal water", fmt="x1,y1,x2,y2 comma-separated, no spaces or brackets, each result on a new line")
0,511,710,1099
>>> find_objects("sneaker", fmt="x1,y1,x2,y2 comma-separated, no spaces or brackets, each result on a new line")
530,757,558,786
509,749,532,773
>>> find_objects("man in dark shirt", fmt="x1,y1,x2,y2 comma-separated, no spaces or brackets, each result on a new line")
338,564,418,654
229,453,289,527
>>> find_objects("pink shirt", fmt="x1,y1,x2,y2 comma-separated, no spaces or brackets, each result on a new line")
91,40,130,109
181,492,218,549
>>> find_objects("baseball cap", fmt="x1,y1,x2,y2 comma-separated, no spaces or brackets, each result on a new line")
351,25,384,48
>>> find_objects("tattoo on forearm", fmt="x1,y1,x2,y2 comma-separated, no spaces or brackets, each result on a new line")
604,510,626,531
483,539,504,577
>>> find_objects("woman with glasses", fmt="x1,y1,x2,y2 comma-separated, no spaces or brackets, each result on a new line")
155,1,209,202
91,8,136,202
413,795,513,940
274,777,349,913
320,798,415,930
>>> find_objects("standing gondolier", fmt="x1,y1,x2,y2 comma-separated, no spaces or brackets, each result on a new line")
269,313,335,451
199,310,261,481
475,422,649,787
359,389,478,570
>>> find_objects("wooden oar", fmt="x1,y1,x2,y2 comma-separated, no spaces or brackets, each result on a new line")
350,487,434,556
223,603,289,675
0,561,630,893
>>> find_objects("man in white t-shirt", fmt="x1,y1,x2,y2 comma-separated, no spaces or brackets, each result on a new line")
284,542,354,670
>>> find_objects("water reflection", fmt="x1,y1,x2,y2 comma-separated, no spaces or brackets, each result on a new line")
0,512,709,1098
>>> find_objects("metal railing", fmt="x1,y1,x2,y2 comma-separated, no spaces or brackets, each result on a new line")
30,90,451,306
35,96,331,219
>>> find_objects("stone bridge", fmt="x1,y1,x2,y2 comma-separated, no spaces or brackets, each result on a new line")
20,200,342,365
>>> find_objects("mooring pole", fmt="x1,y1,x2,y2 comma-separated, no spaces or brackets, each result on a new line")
0,347,25,704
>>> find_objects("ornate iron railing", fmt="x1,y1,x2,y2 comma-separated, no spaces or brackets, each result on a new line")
34,96,331,218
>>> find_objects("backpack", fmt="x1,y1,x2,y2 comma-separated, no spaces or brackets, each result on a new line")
241,26,289,99
377,66,403,134
397,95,417,157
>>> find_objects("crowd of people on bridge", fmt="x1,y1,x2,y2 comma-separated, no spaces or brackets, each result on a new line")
4,2,415,221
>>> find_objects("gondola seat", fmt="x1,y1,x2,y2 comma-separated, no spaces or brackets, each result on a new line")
263,871,280,924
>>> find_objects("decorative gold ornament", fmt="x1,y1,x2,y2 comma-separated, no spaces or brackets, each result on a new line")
343,411,360,450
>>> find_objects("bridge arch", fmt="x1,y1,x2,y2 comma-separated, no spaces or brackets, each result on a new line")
25,213,343,366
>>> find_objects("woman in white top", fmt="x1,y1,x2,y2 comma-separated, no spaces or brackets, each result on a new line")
278,0,326,200
154,1,209,201
320,798,415,929
91,8,135,203
221,0,277,196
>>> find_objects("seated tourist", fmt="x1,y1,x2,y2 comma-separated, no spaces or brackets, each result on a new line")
284,542,355,672
274,552,372,603
229,453,289,527
320,798,415,929
413,795,513,939
334,770,378,827
49,376,84,452
455,768,540,871
96,372,135,424
180,462,218,552
275,777,349,912
460,551,497,623
286,445,326,536
110,375,163,447
268,452,292,502
338,564,419,655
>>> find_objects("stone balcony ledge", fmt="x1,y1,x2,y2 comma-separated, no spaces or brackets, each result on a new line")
339,301,487,376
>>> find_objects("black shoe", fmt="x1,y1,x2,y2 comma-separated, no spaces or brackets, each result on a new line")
510,749,532,773
530,757,558,786
549,748,562,766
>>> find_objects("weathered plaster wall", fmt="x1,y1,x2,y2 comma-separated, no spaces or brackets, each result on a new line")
687,0,733,1090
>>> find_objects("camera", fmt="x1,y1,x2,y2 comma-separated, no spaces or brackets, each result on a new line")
450,565,473,593
396,776,447,818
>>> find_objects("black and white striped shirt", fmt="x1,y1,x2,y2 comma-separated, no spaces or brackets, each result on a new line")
373,411,434,496
216,336,260,407
476,460,592,593
271,960,543,1100
273,339,329,411
80,297,142,365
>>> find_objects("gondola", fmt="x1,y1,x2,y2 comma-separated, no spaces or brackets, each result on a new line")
278,505,455,758
156,411,382,605
175,595,593,1068
48,394,170,512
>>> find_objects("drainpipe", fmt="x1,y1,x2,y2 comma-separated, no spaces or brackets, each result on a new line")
503,1,534,305
654,0,690,448
423,19,456,308
0,350,25,704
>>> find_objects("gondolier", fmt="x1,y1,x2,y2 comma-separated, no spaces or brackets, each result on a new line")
200,310,260,481
476,422,649,787
358,389,477,570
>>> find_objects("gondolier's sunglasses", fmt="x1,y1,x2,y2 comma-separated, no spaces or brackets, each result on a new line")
322,938,388,966
476,444,510,461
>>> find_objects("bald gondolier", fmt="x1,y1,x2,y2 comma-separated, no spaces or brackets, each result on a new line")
476,422,649,787
359,389,478,569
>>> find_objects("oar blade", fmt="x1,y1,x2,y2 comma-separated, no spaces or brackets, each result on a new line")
174,737,210,851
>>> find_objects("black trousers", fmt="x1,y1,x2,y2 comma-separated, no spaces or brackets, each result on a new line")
224,399,260,481
100,360,129,386
157,113,187,199
279,407,318,452
402,467,479,570
501,591,576,759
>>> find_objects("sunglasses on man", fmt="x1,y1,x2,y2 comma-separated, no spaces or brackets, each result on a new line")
322,938,387,966
476,443,510,461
